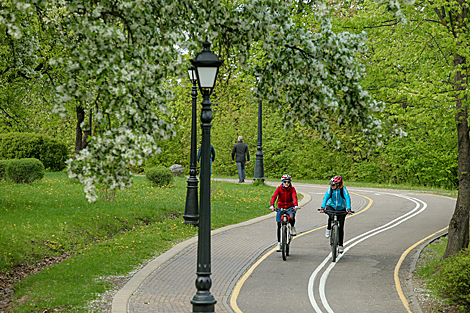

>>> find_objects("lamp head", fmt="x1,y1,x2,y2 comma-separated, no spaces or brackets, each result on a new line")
190,41,224,94
188,66,197,84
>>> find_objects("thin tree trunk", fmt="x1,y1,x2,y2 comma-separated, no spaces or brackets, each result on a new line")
443,52,470,258
75,105,85,155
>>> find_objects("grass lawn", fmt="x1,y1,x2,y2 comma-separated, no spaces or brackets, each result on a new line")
0,172,275,312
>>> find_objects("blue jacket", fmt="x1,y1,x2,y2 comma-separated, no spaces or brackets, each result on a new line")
197,145,215,162
321,186,352,211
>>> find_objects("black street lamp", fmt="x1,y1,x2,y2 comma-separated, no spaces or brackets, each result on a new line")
190,40,223,313
253,73,265,183
183,67,199,227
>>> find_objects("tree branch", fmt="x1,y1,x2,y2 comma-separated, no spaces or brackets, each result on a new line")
341,19,398,30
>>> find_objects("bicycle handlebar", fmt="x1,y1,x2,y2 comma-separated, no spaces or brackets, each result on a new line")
318,208,355,214
273,207,299,212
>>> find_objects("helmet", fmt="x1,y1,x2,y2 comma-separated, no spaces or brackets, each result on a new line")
329,175,342,186
281,174,292,182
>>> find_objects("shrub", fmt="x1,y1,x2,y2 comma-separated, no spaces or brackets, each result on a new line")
0,160,10,180
145,166,174,186
6,158,45,183
433,248,470,312
0,132,69,171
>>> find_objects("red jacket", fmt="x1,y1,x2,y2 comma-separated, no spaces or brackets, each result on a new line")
271,185,298,208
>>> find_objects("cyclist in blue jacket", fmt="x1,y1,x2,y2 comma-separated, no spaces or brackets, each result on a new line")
320,175,352,253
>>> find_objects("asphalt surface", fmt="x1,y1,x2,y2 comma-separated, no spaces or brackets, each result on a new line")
112,180,455,313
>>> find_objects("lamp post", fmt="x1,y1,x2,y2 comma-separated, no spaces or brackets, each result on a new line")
183,67,199,226
190,40,223,313
253,73,265,183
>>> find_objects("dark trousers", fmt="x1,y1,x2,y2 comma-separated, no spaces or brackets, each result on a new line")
236,162,245,182
327,208,346,246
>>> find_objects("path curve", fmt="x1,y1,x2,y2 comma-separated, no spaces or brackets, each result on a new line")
112,181,454,313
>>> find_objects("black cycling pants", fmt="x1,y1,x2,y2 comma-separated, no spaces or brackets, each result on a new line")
326,208,346,246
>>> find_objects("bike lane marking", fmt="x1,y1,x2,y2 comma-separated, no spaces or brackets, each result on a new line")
312,193,428,313
230,191,372,313
394,226,448,313
309,192,373,312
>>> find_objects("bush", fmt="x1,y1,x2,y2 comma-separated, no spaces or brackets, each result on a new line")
145,166,174,186
6,158,45,183
0,132,69,171
433,248,470,312
0,160,10,180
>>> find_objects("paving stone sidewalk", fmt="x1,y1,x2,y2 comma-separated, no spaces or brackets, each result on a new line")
113,180,366,313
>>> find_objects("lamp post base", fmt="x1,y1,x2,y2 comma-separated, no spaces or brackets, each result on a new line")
183,214,199,226
191,291,216,313
183,172,199,226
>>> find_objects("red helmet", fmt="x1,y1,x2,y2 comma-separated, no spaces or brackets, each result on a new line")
281,174,292,182
330,175,342,186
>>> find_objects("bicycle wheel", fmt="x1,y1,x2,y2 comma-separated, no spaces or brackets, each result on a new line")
286,227,290,256
331,223,339,262
281,225,287,261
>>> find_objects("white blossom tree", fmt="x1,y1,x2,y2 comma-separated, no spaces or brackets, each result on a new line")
0,0,406,201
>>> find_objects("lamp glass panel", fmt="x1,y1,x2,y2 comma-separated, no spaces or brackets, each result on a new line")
188,69,196,81
197,67,217,88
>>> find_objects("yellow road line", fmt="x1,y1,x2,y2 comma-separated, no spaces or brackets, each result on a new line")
230,191,373,312
229,247,276,312
394,226,448,312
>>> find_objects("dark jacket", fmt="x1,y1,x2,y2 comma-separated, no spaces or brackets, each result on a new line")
270,185,298,209
197,145,215,162
231,141,250,163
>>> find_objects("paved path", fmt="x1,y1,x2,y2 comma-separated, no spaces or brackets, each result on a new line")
112,180,454,313
235,187,453,313
112,179,314,313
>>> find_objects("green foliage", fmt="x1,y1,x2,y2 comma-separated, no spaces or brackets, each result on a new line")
0,132,69,171
0,159,9,180
432,249,470,312
145,166,174,186
6,158,45,183
252,179,264,186
327,0,461,189
0,4,75,147
146,73,458,189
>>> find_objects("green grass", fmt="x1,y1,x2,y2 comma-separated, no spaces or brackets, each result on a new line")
0,172,275,313
415,237,448,279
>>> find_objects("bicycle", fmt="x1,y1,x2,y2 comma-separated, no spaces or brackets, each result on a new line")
275,207,296,261
319,208,354,262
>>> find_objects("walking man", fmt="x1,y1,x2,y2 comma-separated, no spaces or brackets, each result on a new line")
197,144,215,176
232,136,250,183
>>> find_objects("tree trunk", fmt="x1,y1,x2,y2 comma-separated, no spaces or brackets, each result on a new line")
74,105,90,155
443,52,470,259
75,106,85,155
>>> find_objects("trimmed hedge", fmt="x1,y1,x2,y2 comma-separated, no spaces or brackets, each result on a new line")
145,166,174,186
0,160,9,180
0,132,69,171
6,158,45,183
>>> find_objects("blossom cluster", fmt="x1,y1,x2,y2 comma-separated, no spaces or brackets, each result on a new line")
0,0,412,201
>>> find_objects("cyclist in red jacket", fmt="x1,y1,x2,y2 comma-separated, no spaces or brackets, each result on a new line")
270,174,299,251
